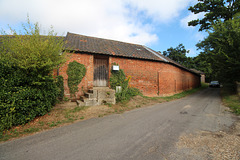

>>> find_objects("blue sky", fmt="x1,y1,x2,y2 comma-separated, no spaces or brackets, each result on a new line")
0,0,207,57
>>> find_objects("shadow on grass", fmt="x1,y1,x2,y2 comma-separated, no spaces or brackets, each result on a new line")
221,84,240,115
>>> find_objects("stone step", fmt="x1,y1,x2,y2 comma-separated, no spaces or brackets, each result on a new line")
88,89,93,93
80,96,97,102
84,92,97,99
77,87,116,107
84,93,92,98
85,99,99,106
76,100,85,107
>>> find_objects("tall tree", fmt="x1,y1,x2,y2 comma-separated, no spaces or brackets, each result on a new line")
196,18,240,83
192,53,213,82
163,44,193,68
188,0,240,31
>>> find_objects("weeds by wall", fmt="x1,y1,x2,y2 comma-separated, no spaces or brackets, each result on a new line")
110,64,141,102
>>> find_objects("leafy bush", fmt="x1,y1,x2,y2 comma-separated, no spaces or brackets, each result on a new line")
115,87,141,102
0,18,66,133
109,69,126,89
67,61,86,98
0,60,58,132
110,64,141,102
0,17,66,73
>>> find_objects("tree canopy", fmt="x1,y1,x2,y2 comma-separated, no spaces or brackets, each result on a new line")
188,0,240,31
192,53,213,82
163,44,194,68
196,18,240,83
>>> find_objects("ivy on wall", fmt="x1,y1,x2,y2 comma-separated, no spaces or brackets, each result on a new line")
67,61,86,98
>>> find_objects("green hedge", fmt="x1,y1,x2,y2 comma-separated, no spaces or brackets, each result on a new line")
56,75,64,100
0,60,58,132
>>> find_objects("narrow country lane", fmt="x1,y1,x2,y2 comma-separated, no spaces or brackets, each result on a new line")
0,88,238,160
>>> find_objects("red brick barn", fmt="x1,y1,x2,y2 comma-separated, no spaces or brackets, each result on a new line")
59,32,200,98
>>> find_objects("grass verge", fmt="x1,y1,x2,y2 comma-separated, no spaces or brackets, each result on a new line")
0,84,208,142
144,83,208,102
221,85,240,115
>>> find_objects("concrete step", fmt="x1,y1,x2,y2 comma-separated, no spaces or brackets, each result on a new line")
76,100,85,107
77,87,116,106
80,96,97,102
88,89,93,93
84,92,97,99
85,99,99,106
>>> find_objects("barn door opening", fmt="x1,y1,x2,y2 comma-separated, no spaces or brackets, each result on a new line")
94,56,109,87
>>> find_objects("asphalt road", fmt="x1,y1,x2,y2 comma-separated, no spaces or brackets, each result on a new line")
0,88,236,160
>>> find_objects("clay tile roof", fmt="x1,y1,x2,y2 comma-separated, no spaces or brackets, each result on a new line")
64,32,167,62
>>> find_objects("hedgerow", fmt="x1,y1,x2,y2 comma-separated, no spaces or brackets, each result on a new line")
56,75,64,100
0,17,66,134
0,60,58,132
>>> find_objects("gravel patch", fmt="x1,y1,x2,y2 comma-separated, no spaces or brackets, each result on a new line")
176,121,240,160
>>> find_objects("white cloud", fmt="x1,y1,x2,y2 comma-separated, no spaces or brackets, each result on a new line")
180,12,205,29
0,0,192,45
127,0,192,22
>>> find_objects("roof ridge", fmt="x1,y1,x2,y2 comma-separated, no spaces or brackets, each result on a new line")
67,32,143,47
142,46,169,62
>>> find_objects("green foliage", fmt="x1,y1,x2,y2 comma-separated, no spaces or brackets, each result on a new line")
162,84,207,102
196,19,240,83
109,68,127,89
0,17,66,74
56,75,64,100
67,61,86,98
163,44,194,68
0,18,66,133
116,87,141,103
110,64,141,102
0,60,58,132
221,84,240,115
187,1,240,81
188,0,240,31
191,53,213,82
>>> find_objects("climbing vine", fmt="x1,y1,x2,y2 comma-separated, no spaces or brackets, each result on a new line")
67,61,86,99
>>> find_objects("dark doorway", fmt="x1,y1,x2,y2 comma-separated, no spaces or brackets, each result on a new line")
94,56,109,87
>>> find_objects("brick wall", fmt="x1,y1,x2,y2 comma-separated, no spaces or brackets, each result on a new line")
59,53,200,98
58,53,94,98
110,57,200,96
